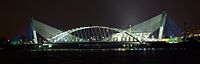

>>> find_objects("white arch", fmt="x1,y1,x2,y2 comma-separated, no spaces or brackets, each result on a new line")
49,26,142,43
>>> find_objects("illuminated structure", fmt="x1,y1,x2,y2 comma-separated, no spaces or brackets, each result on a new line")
31,12,167,44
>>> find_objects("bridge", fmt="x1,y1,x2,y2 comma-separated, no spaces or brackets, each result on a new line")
31,12,168,44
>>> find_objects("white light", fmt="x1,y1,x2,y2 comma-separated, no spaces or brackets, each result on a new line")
143,48,146,51
43,44,49,45
138,48,142,50
48,44,52,48
118,48,122,51
151,48,155,50
121,49,126,51
130,44,133,47
39,46,41,48
123,44,126,47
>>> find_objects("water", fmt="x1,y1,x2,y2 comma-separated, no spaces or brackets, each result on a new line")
1,49,200,64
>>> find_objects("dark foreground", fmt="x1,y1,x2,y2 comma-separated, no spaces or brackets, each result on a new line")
1,41,200,64
0,48,200,64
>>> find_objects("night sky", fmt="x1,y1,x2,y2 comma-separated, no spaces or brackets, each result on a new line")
0,0,200,38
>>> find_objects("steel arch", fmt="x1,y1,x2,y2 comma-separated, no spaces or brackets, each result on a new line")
49,26,142,43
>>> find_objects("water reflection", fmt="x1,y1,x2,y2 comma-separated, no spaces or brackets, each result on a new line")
0,48,199,64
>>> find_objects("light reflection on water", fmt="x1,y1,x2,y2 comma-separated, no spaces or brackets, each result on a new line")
1,48,200,64
30,48,187,52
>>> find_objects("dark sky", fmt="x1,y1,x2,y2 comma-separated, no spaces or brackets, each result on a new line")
0,0,200,38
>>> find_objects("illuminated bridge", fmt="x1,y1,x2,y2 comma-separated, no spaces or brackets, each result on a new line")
31,12,168,45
